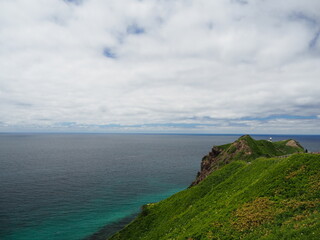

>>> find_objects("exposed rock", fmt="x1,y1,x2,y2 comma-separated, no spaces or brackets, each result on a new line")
190,135,304,187
285,139,301,148
190,136,255,186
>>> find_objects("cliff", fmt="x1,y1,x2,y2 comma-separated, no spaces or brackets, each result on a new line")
109,135,319,240
191,135,304,186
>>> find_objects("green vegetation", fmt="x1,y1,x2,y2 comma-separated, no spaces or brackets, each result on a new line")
109,136,319,240
191,135,304,186
222,135,304,161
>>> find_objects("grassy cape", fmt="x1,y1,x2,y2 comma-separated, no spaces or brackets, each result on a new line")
109,135,320,240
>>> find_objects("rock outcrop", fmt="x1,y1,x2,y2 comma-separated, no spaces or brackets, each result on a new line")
191,135,304,186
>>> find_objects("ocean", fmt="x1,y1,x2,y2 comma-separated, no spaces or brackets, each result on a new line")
0,133,319,240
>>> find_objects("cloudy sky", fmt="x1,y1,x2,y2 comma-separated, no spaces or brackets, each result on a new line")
0,0,319,134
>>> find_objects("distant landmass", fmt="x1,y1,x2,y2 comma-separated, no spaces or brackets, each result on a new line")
108,135,319,239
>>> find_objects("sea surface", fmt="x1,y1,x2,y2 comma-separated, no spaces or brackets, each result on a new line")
0,133,319,240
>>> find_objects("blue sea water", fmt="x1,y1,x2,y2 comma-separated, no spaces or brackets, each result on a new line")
0,133,319,240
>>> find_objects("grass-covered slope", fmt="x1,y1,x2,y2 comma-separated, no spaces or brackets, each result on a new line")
192,135,304,185
109,137,319,240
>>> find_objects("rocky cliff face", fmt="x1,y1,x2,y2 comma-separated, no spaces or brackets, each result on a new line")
191,135,303,186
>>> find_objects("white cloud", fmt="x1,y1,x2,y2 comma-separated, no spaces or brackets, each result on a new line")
0,0,320,133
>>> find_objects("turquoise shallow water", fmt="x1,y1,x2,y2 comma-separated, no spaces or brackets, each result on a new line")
0,134,319,240
3,188,183,240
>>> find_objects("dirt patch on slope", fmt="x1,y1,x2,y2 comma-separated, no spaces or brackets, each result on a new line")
286,140,300,148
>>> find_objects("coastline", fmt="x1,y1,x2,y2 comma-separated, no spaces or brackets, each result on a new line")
84,213,138,240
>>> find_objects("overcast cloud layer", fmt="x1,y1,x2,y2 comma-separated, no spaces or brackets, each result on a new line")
0,0,320,134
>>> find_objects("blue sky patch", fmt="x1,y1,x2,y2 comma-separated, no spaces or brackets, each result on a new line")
56,122,77,127
228,122,249,127
100,124,122,128
289,12,318,27
241,115,318,121
231,0,248,5
126,24,145,35
97,123,216,129
103,48,116,59
63,0,83,5
309,30,320,48
144,123,200,128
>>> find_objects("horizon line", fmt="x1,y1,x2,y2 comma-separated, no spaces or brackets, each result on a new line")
1,132,320,136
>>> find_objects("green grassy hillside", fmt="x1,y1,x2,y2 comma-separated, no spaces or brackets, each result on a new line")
109,137,319,240
192,135,304,186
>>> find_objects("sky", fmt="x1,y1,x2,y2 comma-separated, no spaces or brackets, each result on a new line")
0,0,320,134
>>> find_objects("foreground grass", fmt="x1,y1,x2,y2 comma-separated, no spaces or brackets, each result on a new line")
109,153,320,240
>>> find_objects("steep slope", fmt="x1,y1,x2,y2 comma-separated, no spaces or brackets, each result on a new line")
192,135,304,185
109,137,319,240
